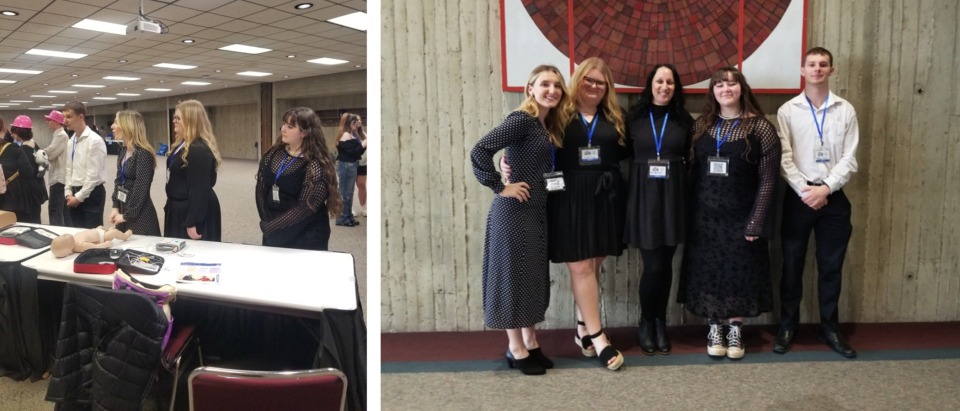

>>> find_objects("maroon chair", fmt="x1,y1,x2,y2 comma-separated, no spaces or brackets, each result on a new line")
160,323,202,410
187,367,347,411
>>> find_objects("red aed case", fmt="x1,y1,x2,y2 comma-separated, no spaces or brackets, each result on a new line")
73,249,120,274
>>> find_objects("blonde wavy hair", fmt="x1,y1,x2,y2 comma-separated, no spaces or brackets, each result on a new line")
562,57,626,146
114,110,155,168
173,100,222,169
517,64,569,146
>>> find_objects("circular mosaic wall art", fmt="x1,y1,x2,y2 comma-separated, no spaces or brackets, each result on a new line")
521,0,791,87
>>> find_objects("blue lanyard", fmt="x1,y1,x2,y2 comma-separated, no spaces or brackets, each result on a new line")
649,110,670,160
71,136,78,161
119,149,129,185
274,151,302,182
805,94,829,145
550,144,556,172
167,142,185,168
580,113,598,147
714,118,741,156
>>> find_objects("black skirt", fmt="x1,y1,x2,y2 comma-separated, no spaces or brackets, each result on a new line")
546,168,626,263
163,192,221,241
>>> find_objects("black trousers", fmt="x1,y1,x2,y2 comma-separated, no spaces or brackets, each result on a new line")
48,183,71,227
779,188,853,331
638,246,677,321
68,184,105,229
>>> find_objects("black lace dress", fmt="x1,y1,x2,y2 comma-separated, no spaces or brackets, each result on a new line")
678,116,781,319
255,147,331,250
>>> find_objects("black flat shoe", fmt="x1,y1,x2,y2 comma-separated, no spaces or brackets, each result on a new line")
637,318,656,355
335,221,353,227
773,328,794,354
526,347,553,369
654,318,671,354
819,329,856,358
350,220,360,226
505,349,546,375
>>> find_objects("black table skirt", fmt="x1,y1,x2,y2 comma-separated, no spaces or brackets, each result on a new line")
1,265,366,411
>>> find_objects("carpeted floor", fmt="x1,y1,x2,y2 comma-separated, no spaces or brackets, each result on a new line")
0,157,368,410
381,323,960,410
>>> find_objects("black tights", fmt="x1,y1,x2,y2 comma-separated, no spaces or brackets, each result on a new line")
638,246,677,321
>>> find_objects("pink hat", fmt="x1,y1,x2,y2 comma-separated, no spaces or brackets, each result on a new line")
11,115,32,129
44,110,65,124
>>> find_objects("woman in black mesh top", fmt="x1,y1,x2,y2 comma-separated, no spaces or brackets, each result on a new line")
334,113,366,227
108,110,161,236
255,107,341,250
678,67,781,360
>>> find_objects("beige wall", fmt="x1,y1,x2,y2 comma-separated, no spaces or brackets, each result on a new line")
381,1,960,332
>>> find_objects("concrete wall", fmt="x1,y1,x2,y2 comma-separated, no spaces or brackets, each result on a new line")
381,0,960,332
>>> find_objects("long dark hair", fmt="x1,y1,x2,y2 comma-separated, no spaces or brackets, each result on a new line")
691,67,765,160
270,107,342,217
628,64,694,129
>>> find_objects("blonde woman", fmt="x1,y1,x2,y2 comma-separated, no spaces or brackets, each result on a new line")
164,99,223,241
108,110,160,235
471,65,569,376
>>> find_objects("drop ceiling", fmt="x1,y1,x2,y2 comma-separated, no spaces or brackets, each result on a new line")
0,0,367,110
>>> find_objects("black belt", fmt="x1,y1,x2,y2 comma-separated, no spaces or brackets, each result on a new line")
806,181,824,186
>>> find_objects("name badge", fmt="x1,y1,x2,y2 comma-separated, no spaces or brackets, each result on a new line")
117,187,129,203
543,171,565,192
707,156,729,177
648,159,669,179
815,148,831,163
271,185,281,203
579,146,600,165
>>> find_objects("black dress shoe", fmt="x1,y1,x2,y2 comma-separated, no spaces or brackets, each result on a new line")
654,318,671,354
526,347,554,369
637,318,656,355
505,349,546,375
819,329,857,358
773,328,794,354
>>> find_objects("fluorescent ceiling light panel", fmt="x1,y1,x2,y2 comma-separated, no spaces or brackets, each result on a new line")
72,19,129,35
73,84,105,88
0,68,43,74
153,63,197,70
2,103,20,106
92,97,117,100
48,90,77,94
26,49,87,59
237,71,271,77
219,44,271,54
0,80,15,84
181,81,211,85
328,11,367,31
144,88,172,91
103,76,141,81
308,57,348,65
116,93,141,96
31,95,56,98
10,100,33,103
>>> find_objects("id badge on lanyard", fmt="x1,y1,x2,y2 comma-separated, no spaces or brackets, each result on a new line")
815,147,831,163
579,113,601,166
648,159,669,179
707,156,729,177
117,187,129,203
543,171,565,192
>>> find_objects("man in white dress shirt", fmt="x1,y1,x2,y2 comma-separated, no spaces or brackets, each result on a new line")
62,101,107,229
774,47,859,358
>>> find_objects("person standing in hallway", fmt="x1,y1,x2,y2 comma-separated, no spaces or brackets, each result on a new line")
335,113,366,227
255,107,341,250
677,67,781,360
355,146,367,218
774,47,860,358
471,65,569,376
108,110,161,236
44,110,71,226
625,64,694,355
164,99,222,241
8,115,48,223
63,101,107,229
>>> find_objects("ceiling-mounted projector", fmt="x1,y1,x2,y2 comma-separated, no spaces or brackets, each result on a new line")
128,16,162,34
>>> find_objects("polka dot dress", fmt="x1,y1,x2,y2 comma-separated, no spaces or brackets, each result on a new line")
470,111,552,329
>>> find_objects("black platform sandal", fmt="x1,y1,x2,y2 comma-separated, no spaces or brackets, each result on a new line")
574,320,597,357
505,348,546,375
585,331,624,371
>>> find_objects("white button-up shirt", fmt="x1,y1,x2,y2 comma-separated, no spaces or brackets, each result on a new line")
64,126,107,202
46,127,69,186
777,91,859,195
